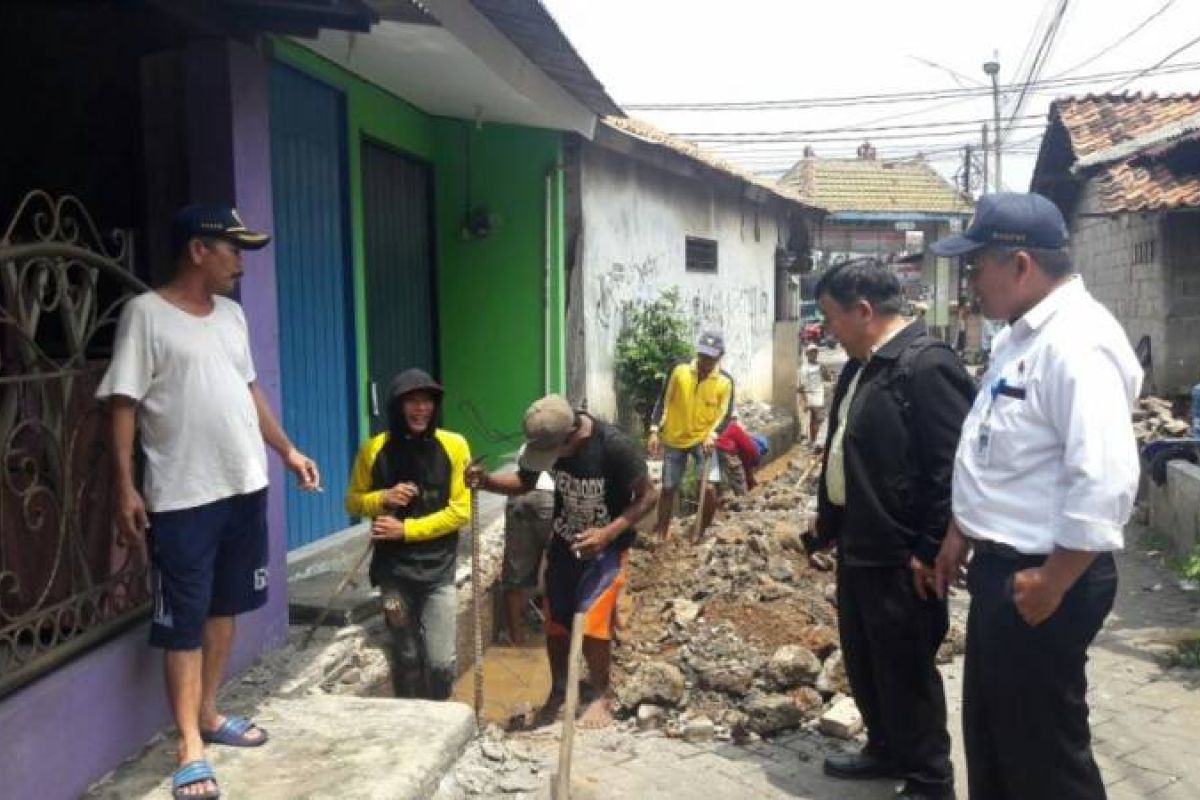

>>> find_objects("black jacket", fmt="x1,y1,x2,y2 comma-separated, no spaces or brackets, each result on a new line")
815,321,975,567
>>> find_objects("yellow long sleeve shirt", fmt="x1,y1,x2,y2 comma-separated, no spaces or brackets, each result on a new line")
344,428,471,542
656,362,735,449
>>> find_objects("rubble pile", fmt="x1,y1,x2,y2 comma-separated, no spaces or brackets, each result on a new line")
1133,396,1193,444
613,456,862,743
734,400,795,430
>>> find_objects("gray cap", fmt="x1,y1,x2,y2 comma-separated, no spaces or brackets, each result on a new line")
518,394,575,472
697,331,725,358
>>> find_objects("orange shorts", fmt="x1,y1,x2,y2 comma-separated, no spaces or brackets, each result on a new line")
543,546,628,641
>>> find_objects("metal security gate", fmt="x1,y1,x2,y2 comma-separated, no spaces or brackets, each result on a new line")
361,140,437,433
269,64,355,550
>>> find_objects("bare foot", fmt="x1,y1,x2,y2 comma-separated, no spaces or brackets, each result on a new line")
528,691,566,729
576,695,614,729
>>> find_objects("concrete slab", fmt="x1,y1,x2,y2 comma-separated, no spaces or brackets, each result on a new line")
87,696,475,800
288,570,380,626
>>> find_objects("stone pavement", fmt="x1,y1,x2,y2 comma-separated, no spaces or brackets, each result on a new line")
442,535,1200,800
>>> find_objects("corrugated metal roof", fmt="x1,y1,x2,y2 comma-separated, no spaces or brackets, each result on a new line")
777,156,972,215
469,0,623,118
600,117,823,212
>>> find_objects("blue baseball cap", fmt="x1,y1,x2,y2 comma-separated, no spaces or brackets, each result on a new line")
930,192,1068,258
172,204,271,253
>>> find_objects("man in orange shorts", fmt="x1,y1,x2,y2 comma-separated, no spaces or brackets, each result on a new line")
467,395,657,728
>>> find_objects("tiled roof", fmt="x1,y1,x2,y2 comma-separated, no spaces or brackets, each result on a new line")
601,117,823,211
777,157,972,215
1047,93,1200,212
1054,93,1200,159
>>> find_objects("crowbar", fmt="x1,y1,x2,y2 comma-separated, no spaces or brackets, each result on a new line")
301,538,372,649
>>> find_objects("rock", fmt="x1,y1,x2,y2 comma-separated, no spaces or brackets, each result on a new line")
797,625,839,659
743,691,805,735
819,696,863,739
668,598,702,625
617,661,686,708
791,686,824,719
695,658,757,695
498,773,542,794
682,716,716,743
817,650,850,695
481,739,507,762
766,645,823,689
636,703,666,731
759,579,796,601
810,553,836,572
767,559,797,584
338,668,362,685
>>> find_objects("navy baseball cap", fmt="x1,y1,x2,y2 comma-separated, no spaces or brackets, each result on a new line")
172,204,271,252
930,192,1068,258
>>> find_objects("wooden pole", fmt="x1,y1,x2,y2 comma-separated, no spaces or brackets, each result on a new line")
555,612,587,799
471,485,484,728
691,450,712,543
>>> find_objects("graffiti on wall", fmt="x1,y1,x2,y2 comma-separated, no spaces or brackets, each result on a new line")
588,256,773,392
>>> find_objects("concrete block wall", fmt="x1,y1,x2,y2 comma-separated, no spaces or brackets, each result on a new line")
1071,185,1170,391
1148,460,1200,555
1164,214,1200,395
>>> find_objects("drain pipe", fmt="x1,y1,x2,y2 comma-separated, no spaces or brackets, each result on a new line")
543,161,565,395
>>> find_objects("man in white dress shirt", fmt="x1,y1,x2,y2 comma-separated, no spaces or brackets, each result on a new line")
931,193,1142,800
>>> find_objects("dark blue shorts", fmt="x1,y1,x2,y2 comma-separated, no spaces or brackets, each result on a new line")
147,489,269,650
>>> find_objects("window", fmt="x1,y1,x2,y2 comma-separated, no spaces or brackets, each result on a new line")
1133,239,1156,266
686,236,718,273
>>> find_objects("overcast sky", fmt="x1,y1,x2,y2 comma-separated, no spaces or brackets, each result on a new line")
540,0,1200,193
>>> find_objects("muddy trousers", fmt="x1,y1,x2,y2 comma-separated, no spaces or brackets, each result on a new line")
381,580,457,700
837,564,954,795
964,551,1116,800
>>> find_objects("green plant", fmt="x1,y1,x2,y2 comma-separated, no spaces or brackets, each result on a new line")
1166,637,1200,670
1169,545,1200,582
614,289,693,432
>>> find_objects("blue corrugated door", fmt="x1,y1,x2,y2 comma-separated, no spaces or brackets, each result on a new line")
269,63,355,550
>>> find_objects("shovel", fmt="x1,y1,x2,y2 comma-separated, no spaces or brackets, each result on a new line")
553,611,587,799
690,449,713,543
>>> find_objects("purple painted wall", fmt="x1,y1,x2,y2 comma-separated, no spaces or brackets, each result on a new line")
0,39,287,800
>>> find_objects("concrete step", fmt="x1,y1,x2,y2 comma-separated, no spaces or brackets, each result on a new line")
87,696,475,800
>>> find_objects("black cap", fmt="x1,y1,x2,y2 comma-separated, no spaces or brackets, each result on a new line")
172,204,271,253
930,192,1068,258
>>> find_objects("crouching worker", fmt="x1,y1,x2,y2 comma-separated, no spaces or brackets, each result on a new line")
467,395,657,728
345,369,471,700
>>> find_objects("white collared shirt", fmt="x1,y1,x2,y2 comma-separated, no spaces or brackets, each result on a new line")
952,277,1142,554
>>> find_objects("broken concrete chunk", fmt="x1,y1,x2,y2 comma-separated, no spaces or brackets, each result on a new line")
766,644,822,690
816,649,850,695
819,696,863,739
617,661,686,709
743,691,806,735
682,715,716,743
636,703,666,731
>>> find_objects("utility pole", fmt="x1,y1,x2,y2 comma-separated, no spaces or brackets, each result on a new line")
962,143,974,195
983,56,1002,192
981,124,990,195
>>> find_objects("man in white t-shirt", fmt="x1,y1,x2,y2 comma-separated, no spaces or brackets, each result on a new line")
97,205,319,800
797,344,830,447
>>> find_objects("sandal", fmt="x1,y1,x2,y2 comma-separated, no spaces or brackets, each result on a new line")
201,716,269,748
172,760,220,800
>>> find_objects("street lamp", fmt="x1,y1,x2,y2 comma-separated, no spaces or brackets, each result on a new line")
983,58,1002,193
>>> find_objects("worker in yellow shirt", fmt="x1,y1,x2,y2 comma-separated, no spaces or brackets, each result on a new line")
647,331,734,540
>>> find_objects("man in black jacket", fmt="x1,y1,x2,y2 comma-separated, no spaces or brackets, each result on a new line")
805,259,974,800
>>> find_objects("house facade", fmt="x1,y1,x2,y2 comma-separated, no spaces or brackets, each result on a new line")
1031,93,1200,397
0,2,619,797
564,118,822,425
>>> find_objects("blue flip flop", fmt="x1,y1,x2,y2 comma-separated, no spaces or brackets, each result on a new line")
172,759,220,800
200,716,269,748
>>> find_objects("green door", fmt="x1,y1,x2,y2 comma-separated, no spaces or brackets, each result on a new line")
362,139,437,432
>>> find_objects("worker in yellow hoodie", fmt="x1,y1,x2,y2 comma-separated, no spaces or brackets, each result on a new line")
345,368,471,699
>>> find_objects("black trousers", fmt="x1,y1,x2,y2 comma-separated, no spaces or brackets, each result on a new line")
964,551,1117,800
837,564,953,792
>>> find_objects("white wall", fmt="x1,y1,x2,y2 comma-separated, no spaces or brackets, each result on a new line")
578,146,782,422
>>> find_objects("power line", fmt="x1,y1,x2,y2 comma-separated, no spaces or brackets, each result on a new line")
671,115,1044,139
1110,31,1200,91
1006,0,1072,135
621,61,1200,111
1052,0,1178,77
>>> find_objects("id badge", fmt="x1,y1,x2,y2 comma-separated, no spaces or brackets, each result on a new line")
977,421,992,466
